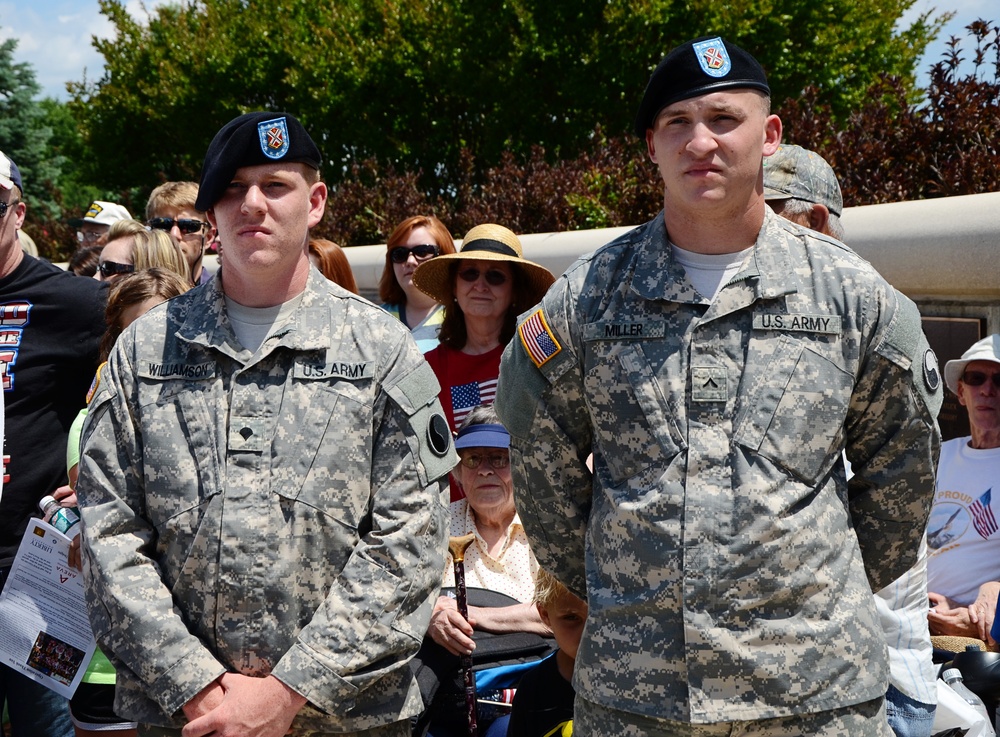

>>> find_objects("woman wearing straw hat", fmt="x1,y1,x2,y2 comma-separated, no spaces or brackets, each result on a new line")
414,223,554,436
379,215,457,353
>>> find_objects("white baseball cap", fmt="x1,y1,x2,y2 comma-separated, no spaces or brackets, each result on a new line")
69,201,132,228
0,151,23,191
944,334,1000,394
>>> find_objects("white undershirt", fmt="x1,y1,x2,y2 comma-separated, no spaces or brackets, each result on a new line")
671,243,752,301
224,293,304,353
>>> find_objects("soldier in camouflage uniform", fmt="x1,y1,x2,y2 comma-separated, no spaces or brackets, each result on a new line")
77,112,456,737
764,144,939,737
495,37,942,736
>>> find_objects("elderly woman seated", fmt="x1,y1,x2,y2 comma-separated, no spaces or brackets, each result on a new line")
428,404,550,656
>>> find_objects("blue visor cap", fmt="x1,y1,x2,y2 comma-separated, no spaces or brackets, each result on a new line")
454,423,510,450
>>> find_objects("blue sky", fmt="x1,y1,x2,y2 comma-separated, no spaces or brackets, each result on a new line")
1,0,994,101
0,0,164,99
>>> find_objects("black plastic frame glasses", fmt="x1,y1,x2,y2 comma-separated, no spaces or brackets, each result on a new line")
961,371,1000,388
457,267,508,286
147,217,207,235
0,199,18,220
98,261,136,278
458,452,510,470
389,244,439,264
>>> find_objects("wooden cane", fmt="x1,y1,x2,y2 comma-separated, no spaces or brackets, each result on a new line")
449,533,478,737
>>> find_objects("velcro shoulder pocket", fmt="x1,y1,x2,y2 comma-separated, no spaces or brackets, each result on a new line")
384,359,457,483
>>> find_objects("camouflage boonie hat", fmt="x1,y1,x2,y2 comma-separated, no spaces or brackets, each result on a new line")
763,144,843,217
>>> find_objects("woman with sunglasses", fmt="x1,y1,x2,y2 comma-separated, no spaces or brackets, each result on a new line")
414,223,554,439
378,215,457,353
94,221,190,284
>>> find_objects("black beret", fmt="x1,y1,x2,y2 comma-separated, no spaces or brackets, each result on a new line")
196,112,322,211
633,36,770,138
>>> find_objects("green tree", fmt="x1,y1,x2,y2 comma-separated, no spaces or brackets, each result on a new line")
0,37,62,221
72,0,947,198
780,19,1000,205
38,99,105,210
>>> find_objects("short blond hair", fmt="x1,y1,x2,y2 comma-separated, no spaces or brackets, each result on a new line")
533,568,574,608
146,181,201,220
107,219,145,241
132,230,191,282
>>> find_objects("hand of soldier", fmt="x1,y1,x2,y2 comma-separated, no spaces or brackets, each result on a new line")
181,673,306,737
181,678,225,723
428,595,477,657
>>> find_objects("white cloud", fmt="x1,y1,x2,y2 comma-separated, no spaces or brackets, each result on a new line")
1,0,167,99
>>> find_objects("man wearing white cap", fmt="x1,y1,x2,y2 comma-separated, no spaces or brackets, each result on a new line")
70,200,134,247
0,152,105,736
927,335,1000,644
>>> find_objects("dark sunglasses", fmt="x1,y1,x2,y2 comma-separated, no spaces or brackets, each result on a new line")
961,371,1000,388
457,267,508,286
147,217,207,235
98,261,135,278
459,452,510,470
0,199,18,219
389,244,439,264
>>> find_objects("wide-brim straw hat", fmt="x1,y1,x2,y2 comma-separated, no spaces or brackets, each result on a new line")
412,223,555,306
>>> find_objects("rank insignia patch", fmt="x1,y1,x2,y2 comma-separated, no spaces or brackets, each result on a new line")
258,117,290,160
519,308,561,369
693,37,732,78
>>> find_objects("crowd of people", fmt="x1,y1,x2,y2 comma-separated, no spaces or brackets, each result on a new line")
0,32,997,737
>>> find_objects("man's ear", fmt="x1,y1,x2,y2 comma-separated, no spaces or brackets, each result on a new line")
762,114,782,156
645,128,658,164
808,203,831,236
13,200,26,230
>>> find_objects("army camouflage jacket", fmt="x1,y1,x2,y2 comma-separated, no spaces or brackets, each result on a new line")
78,268,456,731
496,210,941,723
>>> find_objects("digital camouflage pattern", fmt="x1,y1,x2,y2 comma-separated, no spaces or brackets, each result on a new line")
496,209,941,724
575,694,893,736
77,268,456,733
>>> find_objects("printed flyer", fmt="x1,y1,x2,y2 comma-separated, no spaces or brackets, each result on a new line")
0,518,97,698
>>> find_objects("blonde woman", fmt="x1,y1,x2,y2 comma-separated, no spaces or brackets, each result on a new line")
95,225,190,284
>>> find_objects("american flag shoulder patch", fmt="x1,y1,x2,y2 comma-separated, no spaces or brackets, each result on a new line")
86,362,106,405
519,308,561,369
